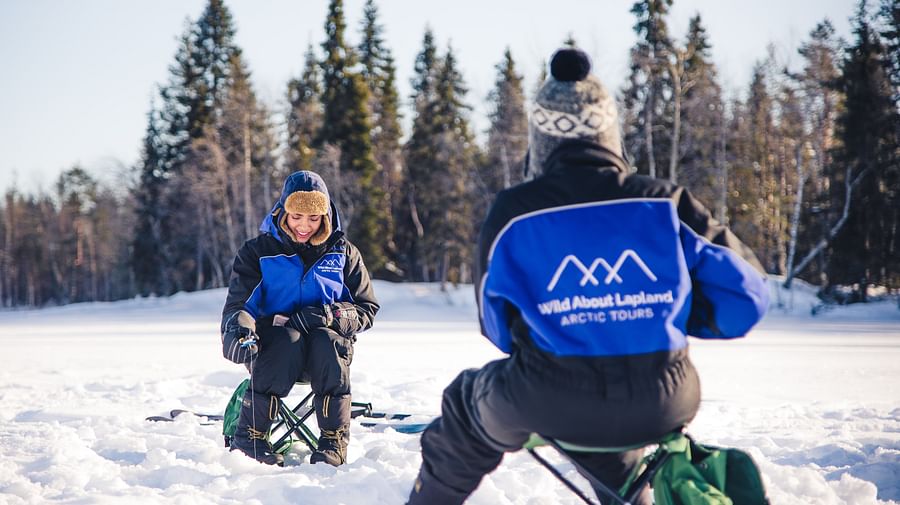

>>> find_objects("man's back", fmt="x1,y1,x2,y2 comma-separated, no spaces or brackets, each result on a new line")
477,141,769,360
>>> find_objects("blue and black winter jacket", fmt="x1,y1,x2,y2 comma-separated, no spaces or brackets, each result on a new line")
221,171,378,335
477,142,768,361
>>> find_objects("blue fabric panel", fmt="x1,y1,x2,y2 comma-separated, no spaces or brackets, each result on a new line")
482,200,692,357
301,251,350,306
679,224,770,338
257,254,305,317
248,247,350,319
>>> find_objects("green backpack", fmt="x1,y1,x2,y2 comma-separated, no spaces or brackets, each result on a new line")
222,378,250,444
651,435,769,505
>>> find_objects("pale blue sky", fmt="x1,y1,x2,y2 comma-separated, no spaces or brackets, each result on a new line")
0,0,856,194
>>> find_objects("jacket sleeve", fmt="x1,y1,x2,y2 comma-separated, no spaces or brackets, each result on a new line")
475,190,522,350
675,188,769,339
330,241,379,337
221,240,262,335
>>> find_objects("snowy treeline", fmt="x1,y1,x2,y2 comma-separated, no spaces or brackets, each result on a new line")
1,0,898,307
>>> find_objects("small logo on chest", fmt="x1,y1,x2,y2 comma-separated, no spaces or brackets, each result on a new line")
317,255,344,274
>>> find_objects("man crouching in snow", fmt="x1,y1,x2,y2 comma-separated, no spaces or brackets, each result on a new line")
407,47,769,504
220,170,379,466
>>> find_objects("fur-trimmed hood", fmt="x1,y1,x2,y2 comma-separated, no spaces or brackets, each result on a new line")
259,171,342,244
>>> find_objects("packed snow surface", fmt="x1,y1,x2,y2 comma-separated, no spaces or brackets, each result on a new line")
1,279,898,504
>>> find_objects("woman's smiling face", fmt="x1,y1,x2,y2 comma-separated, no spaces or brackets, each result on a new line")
285,213,323,243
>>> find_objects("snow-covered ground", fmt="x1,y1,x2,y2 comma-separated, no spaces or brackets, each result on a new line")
0,279,898,504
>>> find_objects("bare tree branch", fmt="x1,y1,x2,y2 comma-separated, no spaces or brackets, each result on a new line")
784,165,870,288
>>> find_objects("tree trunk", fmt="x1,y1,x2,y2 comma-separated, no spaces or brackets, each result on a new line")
501,142,511,189
242,112,255,239
216,152,238,257
784,166,870,288
784,144,807,288
644,85,656,179
2,195,13,306
667,55,684,184
716,108,729,223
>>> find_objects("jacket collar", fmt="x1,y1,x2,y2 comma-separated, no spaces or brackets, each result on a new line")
542,140,630,176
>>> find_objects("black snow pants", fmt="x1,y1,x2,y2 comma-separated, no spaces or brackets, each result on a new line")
408,347,701,505
247,324,354,400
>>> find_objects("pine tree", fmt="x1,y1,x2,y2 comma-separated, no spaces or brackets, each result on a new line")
0,190,12,306
827,0,900,298
398,28,439,279
673,15,725,206
879,0,900,104
623,0,674,179
286,44,323,174
431,45,480,285
342,71,389,274
218,54,277,239
784,20,844,288
53,167,100,303
315,0,388,273
132,102,173,296
480,48,528,210
402,33,479,283
728,61,776,271
772,81,806,277
133,0,269,293
4,192,53,305
317,0,355,147
90,183,136,302
180,53,277,290
358,0,403,276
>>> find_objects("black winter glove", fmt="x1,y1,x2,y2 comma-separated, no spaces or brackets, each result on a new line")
287,305,333,334
222,325,259,364
329,302,361,337
287,303,362,338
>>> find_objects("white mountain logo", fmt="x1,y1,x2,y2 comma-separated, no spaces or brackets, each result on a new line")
321,258,342,268
546,250,658,291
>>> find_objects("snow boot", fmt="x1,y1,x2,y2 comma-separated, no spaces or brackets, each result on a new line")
230,389,284,466
310,394,351,466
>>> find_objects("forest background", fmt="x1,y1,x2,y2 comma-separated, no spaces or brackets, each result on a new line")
0,0,897,308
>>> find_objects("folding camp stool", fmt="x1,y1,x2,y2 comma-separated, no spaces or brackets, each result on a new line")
268,383,378,454
525,430,686,505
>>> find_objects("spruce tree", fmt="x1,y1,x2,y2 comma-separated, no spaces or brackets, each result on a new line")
623,0,674,179
133,0,269,293
772,81,806,277
784,20,844,287
286,44,323,173
404,42,479,284
316,0,387,273
132,104,171,296
828,0,900,297
674,15,725,206
399,28,440,279
54,167,99,303
480,48,528,209
879,0,900,104
317,0,355,147
358,0,403,275
218,54,277,239
728,62,776,272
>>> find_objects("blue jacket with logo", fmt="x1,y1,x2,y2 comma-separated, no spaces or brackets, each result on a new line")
477,142,768,359
221,172,379,335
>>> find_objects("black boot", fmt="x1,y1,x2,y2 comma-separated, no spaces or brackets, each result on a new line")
310,394,351,466
231,389,284,466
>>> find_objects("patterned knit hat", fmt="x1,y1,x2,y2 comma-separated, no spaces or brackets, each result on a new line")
528,47,622,176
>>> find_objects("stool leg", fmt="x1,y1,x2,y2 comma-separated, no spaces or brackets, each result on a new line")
270,392,318,453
